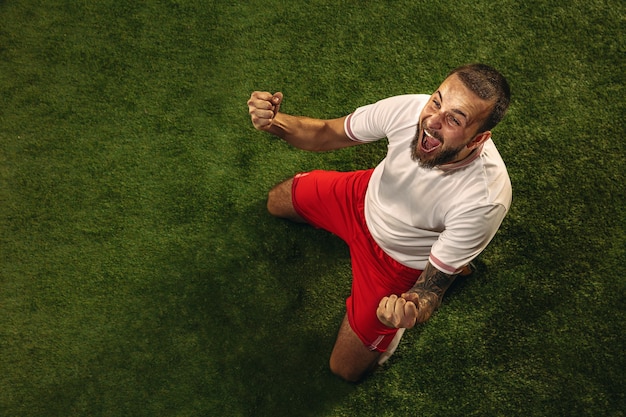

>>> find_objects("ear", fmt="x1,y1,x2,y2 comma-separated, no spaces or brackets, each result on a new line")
467,131,491,149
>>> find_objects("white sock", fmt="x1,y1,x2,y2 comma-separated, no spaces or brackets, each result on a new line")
378,328,406,365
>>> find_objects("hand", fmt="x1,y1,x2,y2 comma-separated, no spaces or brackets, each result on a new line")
376,293,435,329
247,91,283,131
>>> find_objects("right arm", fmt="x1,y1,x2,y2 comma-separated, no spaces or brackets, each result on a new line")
376,262,459,329
247,91,360,152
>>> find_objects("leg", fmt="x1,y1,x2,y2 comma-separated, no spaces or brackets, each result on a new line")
266,178,306,222
270,170,393,380
329,314,381,382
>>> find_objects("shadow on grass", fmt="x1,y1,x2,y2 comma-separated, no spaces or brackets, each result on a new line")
189,200,357,416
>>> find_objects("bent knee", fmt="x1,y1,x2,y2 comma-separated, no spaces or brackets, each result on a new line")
266,189,282,217
329,359,366,383
266,179,303,221
266,181,290,217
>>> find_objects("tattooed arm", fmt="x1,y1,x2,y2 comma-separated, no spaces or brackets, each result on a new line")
376,262,458,329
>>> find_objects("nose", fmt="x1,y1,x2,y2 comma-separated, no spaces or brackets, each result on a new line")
425,111,443,130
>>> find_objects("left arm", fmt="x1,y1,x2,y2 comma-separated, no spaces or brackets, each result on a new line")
376,262,458,329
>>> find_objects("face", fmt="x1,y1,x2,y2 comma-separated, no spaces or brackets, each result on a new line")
411,74,494,168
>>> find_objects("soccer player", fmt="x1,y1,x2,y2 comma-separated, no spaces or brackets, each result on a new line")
247,64,511,382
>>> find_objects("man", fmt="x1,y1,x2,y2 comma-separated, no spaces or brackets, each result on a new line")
247,64,511,382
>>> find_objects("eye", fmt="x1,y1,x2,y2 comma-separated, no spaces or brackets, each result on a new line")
432,99,441,109
447,114,461,126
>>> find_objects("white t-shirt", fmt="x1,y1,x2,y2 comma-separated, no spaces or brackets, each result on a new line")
344,94,512,274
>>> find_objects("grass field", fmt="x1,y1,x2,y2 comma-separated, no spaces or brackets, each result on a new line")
1,0,624,416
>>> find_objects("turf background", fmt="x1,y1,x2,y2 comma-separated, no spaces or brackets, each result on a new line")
1,0,624,416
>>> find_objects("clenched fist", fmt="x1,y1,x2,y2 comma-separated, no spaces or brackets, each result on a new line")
376,292,436,329
247,91,283,131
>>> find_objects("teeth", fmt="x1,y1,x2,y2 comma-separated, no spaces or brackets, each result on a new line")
421,129,441,152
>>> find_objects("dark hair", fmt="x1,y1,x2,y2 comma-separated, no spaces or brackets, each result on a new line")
448,64,511,132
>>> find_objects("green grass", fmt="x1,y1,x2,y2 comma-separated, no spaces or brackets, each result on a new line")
1,0,624,416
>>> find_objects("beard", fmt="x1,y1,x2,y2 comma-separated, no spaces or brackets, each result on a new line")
410,124,466,169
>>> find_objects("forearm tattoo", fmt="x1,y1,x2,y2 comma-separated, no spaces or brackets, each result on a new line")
409,263,458,310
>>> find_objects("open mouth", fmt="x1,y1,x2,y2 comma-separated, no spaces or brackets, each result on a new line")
420,129,442,153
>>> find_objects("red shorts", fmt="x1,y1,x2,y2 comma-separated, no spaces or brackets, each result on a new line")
292,169,423,352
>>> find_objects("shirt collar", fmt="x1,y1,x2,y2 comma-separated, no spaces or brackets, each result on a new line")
437,142,485,172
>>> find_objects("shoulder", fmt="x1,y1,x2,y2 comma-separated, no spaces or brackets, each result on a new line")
356,94,430,114
481,139,512,209
346,94,429,142
453,139,512,212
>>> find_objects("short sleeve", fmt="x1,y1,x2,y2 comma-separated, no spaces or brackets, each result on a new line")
429,203,508,274
344,95,429,143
